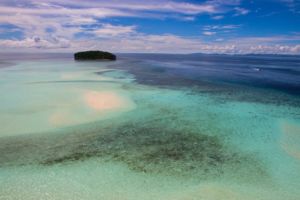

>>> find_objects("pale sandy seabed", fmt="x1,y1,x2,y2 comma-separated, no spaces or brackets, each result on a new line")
0,58,300,200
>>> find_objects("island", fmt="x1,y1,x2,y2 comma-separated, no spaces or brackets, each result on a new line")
74,51,117,61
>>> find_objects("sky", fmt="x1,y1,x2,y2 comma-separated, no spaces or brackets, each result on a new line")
0,0,300,54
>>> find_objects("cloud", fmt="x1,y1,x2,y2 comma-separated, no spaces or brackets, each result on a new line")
203,25,240,30
203,31,217,36
0,0,299,55
67,17,98,26
216,38,224,42
0,26,22,34
234,7,250,16
0,0,242,42
227,35,300,44
1,33,300,55
202,24,240,35
0,0,248,25
0,0,221,16
280,0,300,12
92,24,136,37
0,5,132,18
181,16,196,21
0,36,71,49
248,44,300,54
211,15,224,20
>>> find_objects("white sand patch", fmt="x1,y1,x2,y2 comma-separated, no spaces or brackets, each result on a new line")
46,90,135,128
280,120,300,160
84,90,130,112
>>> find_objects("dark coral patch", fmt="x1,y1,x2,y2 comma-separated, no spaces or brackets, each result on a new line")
39,123,257,178
0,111,266,180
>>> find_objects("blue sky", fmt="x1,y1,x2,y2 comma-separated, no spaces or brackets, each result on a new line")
0,0,300,54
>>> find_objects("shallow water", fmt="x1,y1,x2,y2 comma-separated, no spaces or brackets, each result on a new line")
0,53,300,199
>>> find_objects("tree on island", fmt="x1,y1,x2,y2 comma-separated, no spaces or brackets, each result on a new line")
74,51,116,61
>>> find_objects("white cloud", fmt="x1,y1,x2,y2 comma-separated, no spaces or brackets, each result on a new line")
216,38,224,42
0,0,222,16
0,0,237,45
0,0,299,55
0,27,22,34
227,35,300,44
280,0,300,12
0,5,132,18
181,16,196,21
203,31,217,36
247,44,300,54
67,17,98,26
222,25,240,29
0,37,71,49
234,7,250,16
2,33,299,55
211,15,224,20
203,25,240,30
92,24,136,37
202,24,240,36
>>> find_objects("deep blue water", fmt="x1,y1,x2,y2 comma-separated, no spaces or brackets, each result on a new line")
118,53,300,96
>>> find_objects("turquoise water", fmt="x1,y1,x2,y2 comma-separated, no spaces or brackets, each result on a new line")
0,55,300,199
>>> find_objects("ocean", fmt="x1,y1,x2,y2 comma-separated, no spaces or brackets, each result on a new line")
0,53,299,199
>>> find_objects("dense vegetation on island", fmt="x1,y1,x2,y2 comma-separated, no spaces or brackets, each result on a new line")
74,51,116,61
